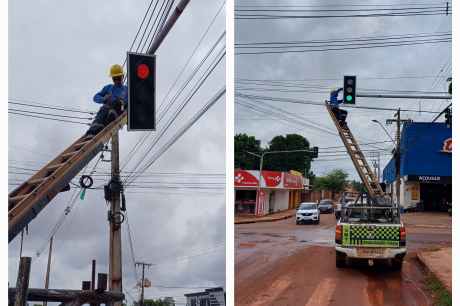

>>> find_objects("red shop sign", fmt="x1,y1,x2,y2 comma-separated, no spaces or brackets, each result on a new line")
235,170,259,187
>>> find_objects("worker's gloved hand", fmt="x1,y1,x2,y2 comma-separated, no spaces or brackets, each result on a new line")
109,98,123,112
117,99,126,112
103,93,112,104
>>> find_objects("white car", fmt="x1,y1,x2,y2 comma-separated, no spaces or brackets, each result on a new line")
296,202,320,224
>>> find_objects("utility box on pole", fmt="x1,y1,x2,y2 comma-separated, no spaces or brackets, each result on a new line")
127,52,156,131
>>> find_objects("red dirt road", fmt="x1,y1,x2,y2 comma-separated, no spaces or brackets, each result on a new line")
235,213,451,306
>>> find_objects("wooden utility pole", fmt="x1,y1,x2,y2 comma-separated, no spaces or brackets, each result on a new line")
109,131,123,306
14,257,31,306
43,236,54,306
395,110,401,210
107,0,192,304
19,230,24,258
387,109,412,209
91,259,97,306
135,262,153,306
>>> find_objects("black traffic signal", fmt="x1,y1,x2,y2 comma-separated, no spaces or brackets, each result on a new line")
127,52,156,131
311,146,319,158
343,75,356,104
445,107,452,127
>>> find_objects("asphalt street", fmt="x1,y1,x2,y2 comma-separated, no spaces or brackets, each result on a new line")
235,212,451,306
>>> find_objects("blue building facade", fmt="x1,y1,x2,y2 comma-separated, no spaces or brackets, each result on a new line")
383,122,451,210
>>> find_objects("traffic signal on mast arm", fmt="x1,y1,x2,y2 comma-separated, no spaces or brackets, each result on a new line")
343,75,356,104
127,52,156,131
311,146,319,158
445,107,452,127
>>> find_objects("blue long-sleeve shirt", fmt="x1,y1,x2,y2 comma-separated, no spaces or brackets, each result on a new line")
330,88,343,107
93,84,128,106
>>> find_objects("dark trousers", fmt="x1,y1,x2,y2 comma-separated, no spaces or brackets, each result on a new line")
86,103,123,136
332,106,347,123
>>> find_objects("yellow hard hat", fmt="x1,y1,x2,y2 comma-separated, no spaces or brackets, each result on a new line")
109,64,124,78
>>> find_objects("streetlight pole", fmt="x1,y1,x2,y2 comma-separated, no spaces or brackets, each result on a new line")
245,151,264,216
382,110,412,210
371,120,396,146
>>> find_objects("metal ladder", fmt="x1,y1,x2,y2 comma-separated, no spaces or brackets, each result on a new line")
8,113,127,242
325,103,388,204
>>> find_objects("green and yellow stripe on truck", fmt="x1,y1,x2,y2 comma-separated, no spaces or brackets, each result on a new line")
341,224,400,247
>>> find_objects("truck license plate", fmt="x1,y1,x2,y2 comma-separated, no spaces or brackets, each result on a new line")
357,248,385,257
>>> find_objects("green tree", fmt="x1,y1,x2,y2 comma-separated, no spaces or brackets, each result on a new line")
313,169,348,198
143,298,175,306
350,180,367,194
234,133,262,170
264,134,312,174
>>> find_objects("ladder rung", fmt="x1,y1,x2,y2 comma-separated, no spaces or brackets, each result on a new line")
62,151,78,158
74,140,92,147
47,162,66,171
9,194,31,203
29,177,49,185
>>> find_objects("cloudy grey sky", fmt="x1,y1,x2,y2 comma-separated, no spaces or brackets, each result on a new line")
235,0,451,180
8,0,225,305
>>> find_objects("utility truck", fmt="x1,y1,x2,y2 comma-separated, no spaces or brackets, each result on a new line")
326,102,406,269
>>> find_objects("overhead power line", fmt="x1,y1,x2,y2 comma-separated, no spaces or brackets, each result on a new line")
235,6,450,19
237,75,451,82
236,3,450,9
126,0,155,58
236,97,390,151
237,93,442,114
236,32,451,47
8,111,90,126
121,7,225,173
125,86,226,187
8,100,94,114
123,43,225,184
8,108,93,121
236,6,446,13
236,38,450,55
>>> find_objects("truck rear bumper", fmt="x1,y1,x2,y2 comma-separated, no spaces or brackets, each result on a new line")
336,245,407,259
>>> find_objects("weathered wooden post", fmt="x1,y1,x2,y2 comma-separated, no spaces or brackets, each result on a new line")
14,257,31,306
91,259,97,306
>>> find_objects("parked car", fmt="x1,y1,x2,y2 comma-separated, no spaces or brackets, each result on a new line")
318,199,334,214
296,202,320,224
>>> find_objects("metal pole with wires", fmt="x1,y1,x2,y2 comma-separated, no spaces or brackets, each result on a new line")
108,1,193,304
135,262,153,306
109,131,123,306
43,236,53,306
386,109,412,210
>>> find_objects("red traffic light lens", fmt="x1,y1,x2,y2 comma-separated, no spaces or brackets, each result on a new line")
137,64,150,79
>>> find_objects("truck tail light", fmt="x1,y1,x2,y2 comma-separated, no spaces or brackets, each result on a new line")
400,226,406,246
335,224,342,244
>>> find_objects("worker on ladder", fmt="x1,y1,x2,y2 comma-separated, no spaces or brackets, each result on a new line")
329,87,347,127
85,64,128,137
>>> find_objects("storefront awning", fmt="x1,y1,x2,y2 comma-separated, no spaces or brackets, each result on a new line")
383,122,451,184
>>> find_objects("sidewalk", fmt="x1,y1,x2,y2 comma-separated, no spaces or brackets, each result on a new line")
417,247,451,293
402,212,451,230
235,209,296,224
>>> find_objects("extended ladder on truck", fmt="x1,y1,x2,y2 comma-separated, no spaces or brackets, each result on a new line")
325,102,390,206
8,112,128,243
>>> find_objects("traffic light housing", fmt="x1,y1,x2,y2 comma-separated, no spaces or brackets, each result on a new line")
127,52,156,131
445,107,452,127
311,146,319,158
343,75,356,104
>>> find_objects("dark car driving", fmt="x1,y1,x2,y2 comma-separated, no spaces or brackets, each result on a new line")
318,199,334,213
